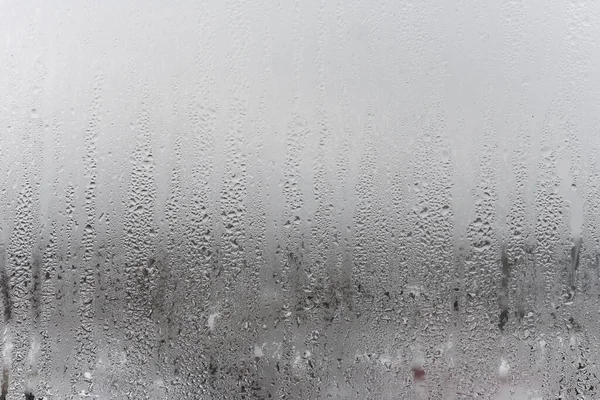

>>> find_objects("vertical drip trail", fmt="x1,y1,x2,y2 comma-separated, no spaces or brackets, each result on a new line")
121,88,159,397
0,247,11,400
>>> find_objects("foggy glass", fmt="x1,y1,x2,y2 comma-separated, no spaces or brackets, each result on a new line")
1,1,599,399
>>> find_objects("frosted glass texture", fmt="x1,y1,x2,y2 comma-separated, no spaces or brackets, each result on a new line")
1,1,600,399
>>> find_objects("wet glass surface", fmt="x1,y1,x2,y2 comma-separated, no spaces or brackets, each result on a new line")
1,1,600,399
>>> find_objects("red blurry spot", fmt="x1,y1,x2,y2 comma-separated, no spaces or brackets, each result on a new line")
412,367,425,381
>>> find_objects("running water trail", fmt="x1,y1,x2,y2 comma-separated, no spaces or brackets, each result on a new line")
0,246,12,400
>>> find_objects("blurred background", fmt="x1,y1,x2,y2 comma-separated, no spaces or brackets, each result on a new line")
1,1,600,398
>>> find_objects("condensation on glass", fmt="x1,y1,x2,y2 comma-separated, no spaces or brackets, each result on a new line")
1,1,599,399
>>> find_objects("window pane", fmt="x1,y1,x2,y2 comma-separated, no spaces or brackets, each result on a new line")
0,1,598,398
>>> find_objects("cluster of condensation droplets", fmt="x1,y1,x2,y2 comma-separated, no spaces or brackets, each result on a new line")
1,0,600,399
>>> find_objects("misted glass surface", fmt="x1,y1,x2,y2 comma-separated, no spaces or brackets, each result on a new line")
1,1,599,399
